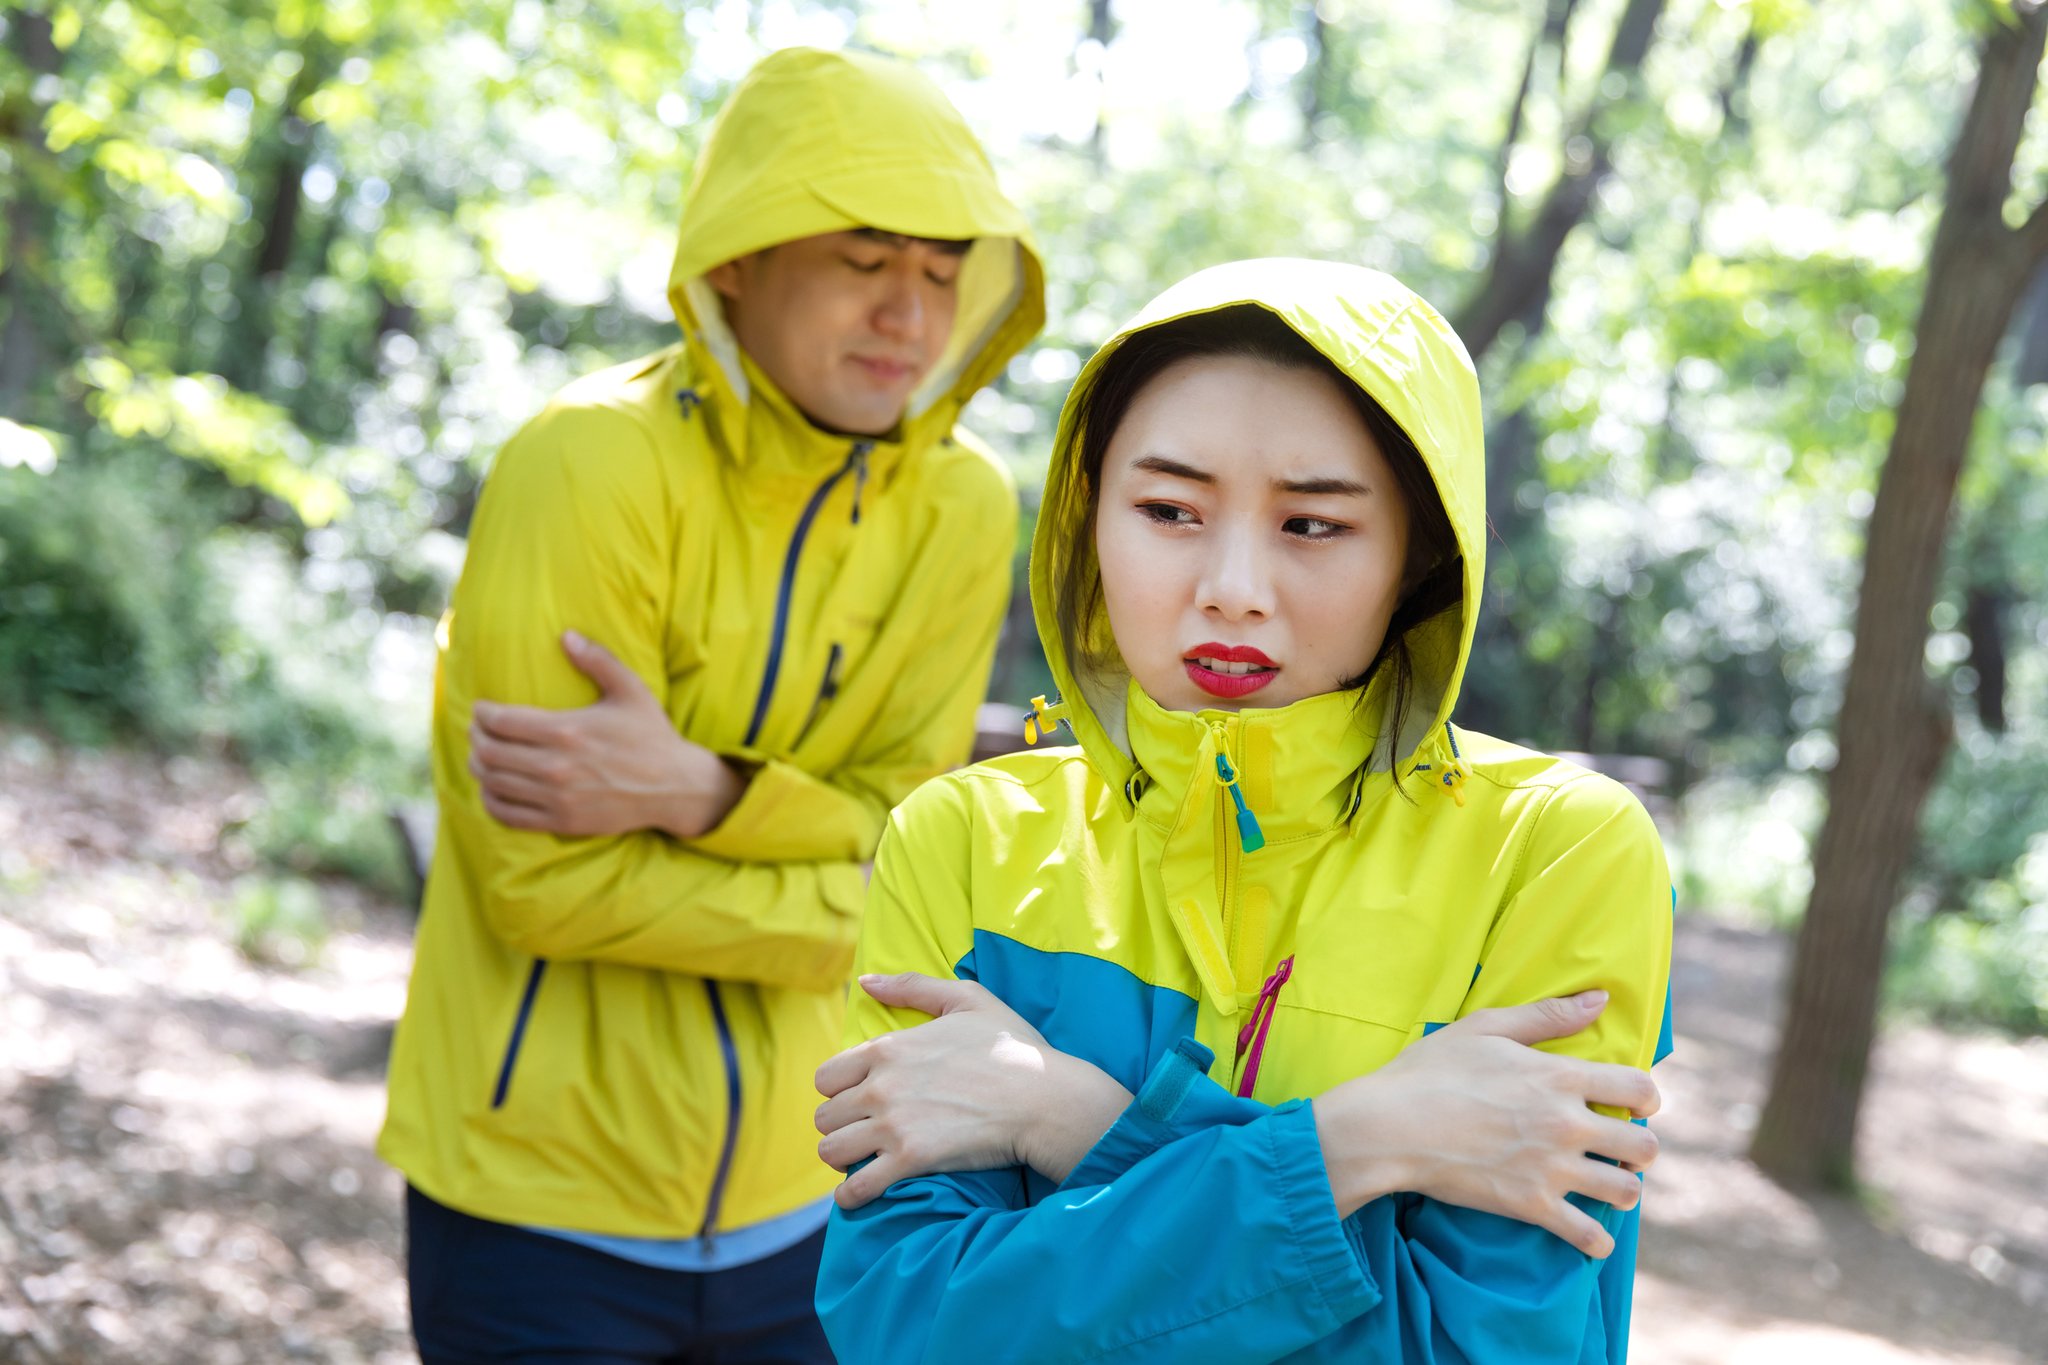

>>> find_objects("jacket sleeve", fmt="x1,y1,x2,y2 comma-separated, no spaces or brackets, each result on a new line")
689,441,1018,866
817,771,1672,1363
436,401,860,990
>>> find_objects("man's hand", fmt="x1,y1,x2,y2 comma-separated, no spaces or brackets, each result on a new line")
469,631,745,840
813,973,1133,1209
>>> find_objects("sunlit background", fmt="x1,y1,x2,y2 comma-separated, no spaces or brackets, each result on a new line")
1,1,2045,1361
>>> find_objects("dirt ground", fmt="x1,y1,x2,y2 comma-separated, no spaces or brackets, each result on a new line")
0,727,2043,1364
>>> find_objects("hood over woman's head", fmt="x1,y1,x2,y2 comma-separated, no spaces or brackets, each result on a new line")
1030,259,1485,791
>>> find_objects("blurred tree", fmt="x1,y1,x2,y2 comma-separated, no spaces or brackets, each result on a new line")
1751,0,2048,1188
1450,0,1662,361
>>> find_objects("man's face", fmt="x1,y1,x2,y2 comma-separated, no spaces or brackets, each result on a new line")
707,229,967,437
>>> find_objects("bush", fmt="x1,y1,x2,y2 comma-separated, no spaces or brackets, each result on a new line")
0,450,432,910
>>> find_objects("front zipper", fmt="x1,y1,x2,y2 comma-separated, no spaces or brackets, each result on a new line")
698,979,744,1245
1208,721,1246,1090
489,959,548,1108
742,441,872,748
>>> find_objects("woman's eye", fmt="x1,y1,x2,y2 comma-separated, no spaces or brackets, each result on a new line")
1285,516,1346,539
845,258,886,274
925,270,959,287
1139,502,1196,526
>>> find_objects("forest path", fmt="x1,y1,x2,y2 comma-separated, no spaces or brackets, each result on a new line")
0,728,2041,1363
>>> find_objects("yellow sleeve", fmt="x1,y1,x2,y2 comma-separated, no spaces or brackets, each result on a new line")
837,776,982,1047
689,447,1018,866
1460,773,1674,1099
438,400,861,990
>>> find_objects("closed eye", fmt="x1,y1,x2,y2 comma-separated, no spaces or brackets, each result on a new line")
844,257,886,274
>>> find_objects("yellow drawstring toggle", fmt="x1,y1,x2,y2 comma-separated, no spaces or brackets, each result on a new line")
1023,695,1067,746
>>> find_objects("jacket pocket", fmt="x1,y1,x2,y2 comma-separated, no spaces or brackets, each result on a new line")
489,958,548,1108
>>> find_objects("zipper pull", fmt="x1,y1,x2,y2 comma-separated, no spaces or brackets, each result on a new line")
1023,694,1068,746
849,441,872,525
1233,955,1293,1099
1214,753,1265,853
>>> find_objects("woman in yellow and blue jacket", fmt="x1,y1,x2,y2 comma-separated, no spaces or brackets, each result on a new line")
811,259,1674,1363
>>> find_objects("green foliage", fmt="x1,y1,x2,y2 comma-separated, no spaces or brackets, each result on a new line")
0,453,220,745
1888,830,2048,1034
1671,774,1821,928
1,0,2045,1023
226,873,329,967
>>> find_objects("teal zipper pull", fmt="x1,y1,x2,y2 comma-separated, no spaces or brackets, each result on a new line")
1215,754,1265,853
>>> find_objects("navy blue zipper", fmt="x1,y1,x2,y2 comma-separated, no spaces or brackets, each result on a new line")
742,442,872,748
489,959,548,1108
698,979,744,1243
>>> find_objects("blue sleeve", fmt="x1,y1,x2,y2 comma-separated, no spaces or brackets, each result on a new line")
819,1038,1642,1365
817,1049,1377,1365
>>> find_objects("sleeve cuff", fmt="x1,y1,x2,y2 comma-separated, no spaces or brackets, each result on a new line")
1271,1100,1382,1326
688,756,865,863
1059,1037,1267,1192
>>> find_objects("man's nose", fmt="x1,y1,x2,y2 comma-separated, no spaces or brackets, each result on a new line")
873,269,925,339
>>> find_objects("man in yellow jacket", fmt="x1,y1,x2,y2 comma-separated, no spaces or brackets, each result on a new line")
378,47,1044,1362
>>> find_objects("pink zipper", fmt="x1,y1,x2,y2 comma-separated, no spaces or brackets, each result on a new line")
1234,956,1295,1099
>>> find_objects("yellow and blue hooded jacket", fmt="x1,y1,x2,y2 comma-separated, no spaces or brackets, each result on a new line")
378,47,1046,1240
818,259,1674,1362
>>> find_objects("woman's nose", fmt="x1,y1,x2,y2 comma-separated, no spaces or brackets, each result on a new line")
1196,525,1274,622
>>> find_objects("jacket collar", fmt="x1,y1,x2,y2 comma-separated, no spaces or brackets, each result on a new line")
672,331,915,486
1125,679,1382,846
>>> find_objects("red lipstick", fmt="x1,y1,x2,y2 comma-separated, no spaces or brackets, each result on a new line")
1183,642,1280,700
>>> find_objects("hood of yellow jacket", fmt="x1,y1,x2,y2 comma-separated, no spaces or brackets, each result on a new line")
1027,258,1486,822
664,46,1046,471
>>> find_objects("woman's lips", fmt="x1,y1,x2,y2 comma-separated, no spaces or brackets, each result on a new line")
1184,658,1279,699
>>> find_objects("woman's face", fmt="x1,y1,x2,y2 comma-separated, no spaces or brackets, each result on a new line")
1093,353,1412,713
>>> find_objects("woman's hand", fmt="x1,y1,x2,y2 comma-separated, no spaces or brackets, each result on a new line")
814,973,1134,1209
1314,989,1661,1259
468,631,744,840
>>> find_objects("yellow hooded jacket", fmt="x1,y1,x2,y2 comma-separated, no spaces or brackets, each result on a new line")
818,260,1673,1363
378,47,1046,1240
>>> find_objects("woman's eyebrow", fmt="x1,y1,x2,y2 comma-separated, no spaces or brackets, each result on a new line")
1276,475,1371,496
1133,456,1370,497
1133,455,1216,484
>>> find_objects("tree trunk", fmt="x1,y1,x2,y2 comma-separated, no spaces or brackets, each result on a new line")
223,57,324,393
1452,0,1663,363
1085,0,1115,164
0,6,60,409
1750,2,2048,1190
1963,582,2009,732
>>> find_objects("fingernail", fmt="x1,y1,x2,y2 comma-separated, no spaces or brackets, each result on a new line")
858,974,881,987
1576,989,1609,1009
564,629,586,649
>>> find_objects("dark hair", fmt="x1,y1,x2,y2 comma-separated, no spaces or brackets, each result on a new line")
1052,305,1462,772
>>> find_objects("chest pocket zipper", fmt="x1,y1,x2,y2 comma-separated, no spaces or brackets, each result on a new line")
793,642,844,748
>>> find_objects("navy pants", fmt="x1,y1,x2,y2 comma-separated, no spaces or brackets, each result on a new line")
405,1185,836,1365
